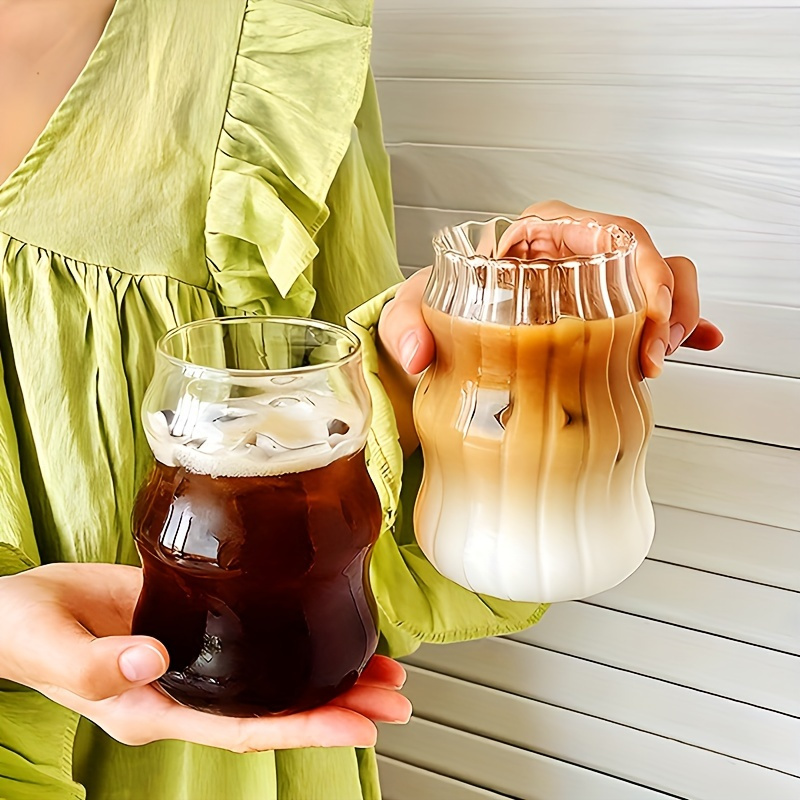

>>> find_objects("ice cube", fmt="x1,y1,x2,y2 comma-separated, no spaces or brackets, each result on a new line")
268,396,301,408
187,378,231,404
327,419,350,436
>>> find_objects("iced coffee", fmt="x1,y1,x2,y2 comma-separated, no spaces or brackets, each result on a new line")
132,318,381,716
413,217,655,603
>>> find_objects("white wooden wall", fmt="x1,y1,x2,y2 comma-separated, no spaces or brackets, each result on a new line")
371,2,800,798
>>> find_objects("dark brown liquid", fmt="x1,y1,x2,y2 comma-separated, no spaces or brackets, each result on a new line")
131,450,382,716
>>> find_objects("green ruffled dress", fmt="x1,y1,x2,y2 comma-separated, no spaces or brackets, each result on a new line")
0,1,546,797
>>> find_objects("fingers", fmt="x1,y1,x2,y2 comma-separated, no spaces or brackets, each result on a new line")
41,682,381,752
145,701,380,752
39,623,168,701
517,201,724,369
145,700,379,752
497,214,611,261
663,256,699,356
28,562,144,635
378,268,434,375
18,609,168,701
236,706,379,752
330,684,412,724
357,655,406,690
635,238,675,379
646,257,724,360
0,564,168,701
683,318,725,351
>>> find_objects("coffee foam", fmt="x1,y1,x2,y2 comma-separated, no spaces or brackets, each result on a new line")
146,389,367,478
169,438,363,478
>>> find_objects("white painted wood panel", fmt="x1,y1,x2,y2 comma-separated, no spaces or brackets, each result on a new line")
377,757,508,800
378,0,800,11
667,299,800,379
399,666,800,797
405,639,800,774
378,717,677,800
377,80,800,159
386,144,800,310
586,559,800,654
387,145,798,239
646,429,800,530
510,602,800,716
649,363,800,448
650,505,800,592
394,205,799,308
374,8,800,82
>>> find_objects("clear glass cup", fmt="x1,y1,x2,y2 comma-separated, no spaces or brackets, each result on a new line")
413,216,655,603
131,317,381,716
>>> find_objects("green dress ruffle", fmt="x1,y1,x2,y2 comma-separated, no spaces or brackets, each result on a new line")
0,2,546,798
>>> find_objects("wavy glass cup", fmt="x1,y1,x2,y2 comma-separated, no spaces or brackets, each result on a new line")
413,217,655,603
131,317,382,716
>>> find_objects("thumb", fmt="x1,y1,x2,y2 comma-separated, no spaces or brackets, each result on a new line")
35,620,169,701
379,268,435,375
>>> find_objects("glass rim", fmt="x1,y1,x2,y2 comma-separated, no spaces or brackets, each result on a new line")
432,214,638,268
157,316,362,377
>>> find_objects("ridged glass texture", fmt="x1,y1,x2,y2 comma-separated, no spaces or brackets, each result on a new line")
413,216,655,602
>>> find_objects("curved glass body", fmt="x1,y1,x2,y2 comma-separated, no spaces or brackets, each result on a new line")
413,217,655,603
131,317,381,716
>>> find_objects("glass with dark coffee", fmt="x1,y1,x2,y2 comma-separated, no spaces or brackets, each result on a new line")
132,317,381,717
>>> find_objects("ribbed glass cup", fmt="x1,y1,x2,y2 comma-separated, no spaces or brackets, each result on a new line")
413,216,655,603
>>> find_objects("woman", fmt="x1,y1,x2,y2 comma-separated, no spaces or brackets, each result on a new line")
0,1,723,798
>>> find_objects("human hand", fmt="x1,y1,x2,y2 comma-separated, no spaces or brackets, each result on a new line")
0,563,410,751
379,200,724,381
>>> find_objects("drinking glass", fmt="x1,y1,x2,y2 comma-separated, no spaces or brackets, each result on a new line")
131,317,381,716
413,216,655,603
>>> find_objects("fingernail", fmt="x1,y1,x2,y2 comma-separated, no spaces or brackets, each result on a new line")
667,323,686,355
647,338,667,375
399,332,420,373
119,645,167,683
653,285,672,323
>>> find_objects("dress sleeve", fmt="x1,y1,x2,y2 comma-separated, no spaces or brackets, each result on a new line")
346,291,548,659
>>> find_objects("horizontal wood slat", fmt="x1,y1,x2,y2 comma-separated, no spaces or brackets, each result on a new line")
404,638,800,773
378,717,677,800
586,559,800,655
377,1,800,11
377,80,800,159
398,665,800,796
377,756,511,800
649,363,800,448
510,602,800,716
646,429,800,530
387,144,797,241
374,8,800,82
650,505,800,591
